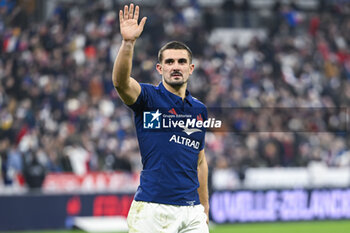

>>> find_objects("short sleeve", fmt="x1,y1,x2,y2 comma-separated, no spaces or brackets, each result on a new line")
127,83,152,113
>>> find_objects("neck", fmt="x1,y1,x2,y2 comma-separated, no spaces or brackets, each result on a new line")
162,80,187,100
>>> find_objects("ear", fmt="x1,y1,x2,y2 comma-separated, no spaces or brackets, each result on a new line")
156,63,162,75
189,64,195,75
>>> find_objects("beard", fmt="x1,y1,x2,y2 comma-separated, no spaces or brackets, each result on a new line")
164,77,187,87
164,72,188,87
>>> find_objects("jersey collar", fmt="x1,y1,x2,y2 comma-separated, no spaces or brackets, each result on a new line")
158,82,193,106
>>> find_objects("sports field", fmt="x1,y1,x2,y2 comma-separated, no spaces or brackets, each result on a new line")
6,220,350,233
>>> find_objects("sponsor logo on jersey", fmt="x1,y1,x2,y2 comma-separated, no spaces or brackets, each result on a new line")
143,110,162,129
143,109,222,132
168,108,177,115
169,135,200,149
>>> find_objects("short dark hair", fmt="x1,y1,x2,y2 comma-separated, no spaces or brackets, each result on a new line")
158,41,193,63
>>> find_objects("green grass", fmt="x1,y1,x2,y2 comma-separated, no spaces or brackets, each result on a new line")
4,220,350,233
0,232,86,233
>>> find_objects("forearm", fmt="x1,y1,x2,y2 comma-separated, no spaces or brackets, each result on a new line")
198,157,209,219
112,40,136,88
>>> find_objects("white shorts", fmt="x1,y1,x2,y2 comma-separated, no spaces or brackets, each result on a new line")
127,200,209,233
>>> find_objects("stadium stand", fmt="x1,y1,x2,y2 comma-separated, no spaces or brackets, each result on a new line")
0,0,349,191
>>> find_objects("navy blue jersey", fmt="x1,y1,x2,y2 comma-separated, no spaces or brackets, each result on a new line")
127,82,207,206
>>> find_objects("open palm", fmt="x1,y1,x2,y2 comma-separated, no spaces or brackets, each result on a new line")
119,4,147,41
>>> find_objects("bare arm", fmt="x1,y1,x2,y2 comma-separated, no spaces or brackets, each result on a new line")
198,149,209,224
112,4,147,105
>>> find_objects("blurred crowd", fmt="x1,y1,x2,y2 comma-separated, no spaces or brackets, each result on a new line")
0,0,350,188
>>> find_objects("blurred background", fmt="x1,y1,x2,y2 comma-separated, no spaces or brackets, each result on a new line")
0,0,350,232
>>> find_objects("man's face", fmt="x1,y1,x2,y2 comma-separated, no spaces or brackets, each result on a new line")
156,49,194,88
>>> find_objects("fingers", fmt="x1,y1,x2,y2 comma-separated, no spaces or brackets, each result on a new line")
129,3,134,19
123,5,128,20
139,17,147,30
120,4,143,23
119,10,123,24
134,5,139,21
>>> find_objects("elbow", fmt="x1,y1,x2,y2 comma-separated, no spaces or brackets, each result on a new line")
112,76,128,89
113,81,121,89
113,83,126,93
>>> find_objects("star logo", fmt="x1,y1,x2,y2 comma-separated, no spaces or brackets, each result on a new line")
151,109,162,122
143,109,162,129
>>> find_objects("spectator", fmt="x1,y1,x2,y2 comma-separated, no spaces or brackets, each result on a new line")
221,0,236,27
0,0,349,190
23,150,46,189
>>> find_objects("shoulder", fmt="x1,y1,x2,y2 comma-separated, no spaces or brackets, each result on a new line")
127,83,160,111
189,96,208,119
139,83,162,95
140,83,157,90
191,96,207,109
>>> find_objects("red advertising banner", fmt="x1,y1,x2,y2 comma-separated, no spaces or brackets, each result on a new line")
42,172,140,192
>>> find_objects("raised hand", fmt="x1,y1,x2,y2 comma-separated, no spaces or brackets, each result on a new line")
119,4,147,42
